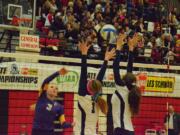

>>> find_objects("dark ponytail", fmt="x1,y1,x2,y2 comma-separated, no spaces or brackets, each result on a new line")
123,73,141,115
128,86,141,115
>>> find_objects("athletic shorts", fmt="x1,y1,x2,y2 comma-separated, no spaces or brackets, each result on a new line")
113,127,134,135
32,128,54,135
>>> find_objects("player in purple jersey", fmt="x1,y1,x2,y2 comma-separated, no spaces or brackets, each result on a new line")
31,68,74,135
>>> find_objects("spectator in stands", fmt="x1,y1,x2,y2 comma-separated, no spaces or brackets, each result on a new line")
169,10,179,36
50,13,65,32
49,0,58,11
42,0,54,15
94,11,104,24
103,5,113,23
134,1,144,18
151,43,161,64
157,0,167,19
36,0,55,17
73,0,86,21
155,34,164,49
36,0,44,16
175,37,180,64
164,105,180,135
44,8,55,27
153,24,162,38
31,68,75,135
135,18,145,33
161,16,168,27
48,30,54,38
136,33,145,55
35,0,180,66
65,23,79,41
164,47,177,64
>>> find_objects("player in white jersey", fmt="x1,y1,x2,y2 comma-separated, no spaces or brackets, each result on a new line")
74,40,115,135
111,34,142,135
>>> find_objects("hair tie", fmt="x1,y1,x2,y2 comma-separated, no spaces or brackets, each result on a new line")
132,82,136,86
92,92,102,102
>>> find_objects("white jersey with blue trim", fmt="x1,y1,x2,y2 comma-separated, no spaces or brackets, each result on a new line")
111,85,134,131
74,95,99,135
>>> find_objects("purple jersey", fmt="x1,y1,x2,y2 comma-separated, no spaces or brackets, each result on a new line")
33,93,64,131
32,71,63,131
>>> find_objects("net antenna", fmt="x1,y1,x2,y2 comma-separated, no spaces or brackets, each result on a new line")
166,31,171,135
0,52,180,70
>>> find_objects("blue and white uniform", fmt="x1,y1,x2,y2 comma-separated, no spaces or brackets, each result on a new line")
111,50,135,135
74,55,108,135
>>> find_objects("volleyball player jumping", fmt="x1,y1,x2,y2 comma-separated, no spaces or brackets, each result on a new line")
31,68,74,135
74,40,115,135
111,34,141,135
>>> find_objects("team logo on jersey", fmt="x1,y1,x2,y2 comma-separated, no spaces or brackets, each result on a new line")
46,103,53,111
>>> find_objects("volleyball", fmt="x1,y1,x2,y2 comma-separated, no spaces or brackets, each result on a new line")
100,24,117,44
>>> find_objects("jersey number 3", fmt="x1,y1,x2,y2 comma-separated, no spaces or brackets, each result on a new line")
46,104,53,111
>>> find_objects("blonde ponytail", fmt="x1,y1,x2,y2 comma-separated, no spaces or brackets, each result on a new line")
89,80,108,115
97,97,108,115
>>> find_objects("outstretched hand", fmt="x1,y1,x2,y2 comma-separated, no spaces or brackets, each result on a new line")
78,40,91,55
116,33,127,50
104,47,116,61
59,67,68,75
128,33,141,51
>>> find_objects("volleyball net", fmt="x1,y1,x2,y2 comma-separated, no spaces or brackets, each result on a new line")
0,51,180,135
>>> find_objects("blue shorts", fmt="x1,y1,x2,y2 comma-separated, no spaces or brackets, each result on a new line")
32,129,54,135
114,128,134,135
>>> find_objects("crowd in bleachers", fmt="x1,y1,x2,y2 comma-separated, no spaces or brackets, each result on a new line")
34,0,180,65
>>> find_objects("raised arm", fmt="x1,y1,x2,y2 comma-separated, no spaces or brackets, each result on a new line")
96,48,116,83
78,41,91,96
113,34,126,85
127,51,134,73
30,71,60,109
127,34,140,73
41,68,67,90
41,72,59,89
